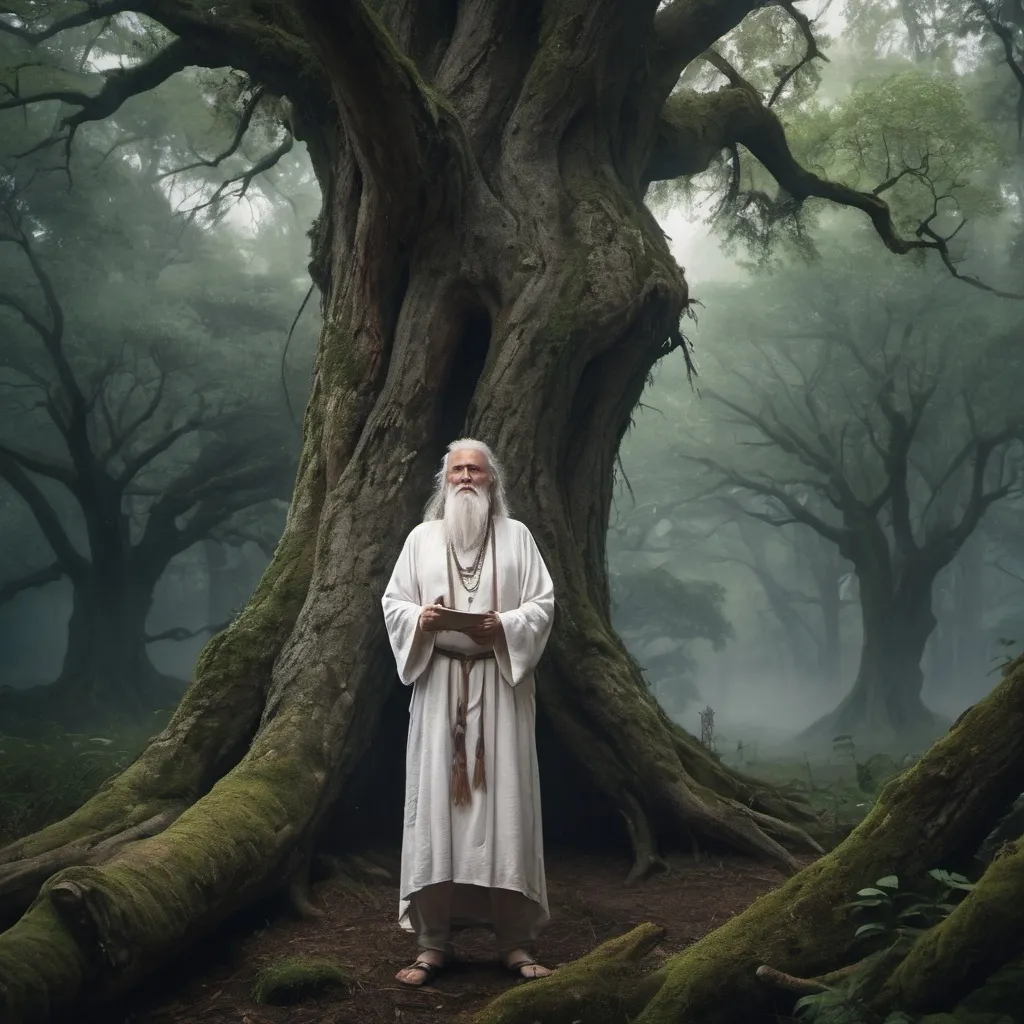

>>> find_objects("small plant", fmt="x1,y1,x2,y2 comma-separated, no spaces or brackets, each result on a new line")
251,956,349,1005
792,870,975,1023
845,869,974,946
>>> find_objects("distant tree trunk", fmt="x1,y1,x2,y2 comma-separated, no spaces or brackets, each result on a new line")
952,533,986,690
809,539,843,688
802,557,944,746
58,575,162,717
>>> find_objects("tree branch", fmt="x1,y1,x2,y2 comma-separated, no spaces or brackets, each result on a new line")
0,2,132,43
649,0,764,100
158,85,267,181
145,619,233,643
686,454,848,544
0,561,64,609
290,0,458,190
976,1,1024,137
767,0,828,108
0,453,88,578
646,85,1024,299
1,37,199,158
183,130,294,218
0,440,75,488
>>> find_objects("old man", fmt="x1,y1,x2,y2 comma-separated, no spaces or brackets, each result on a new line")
381,439,555,986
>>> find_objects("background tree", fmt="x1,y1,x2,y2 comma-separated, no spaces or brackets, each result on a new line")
0,178,298,723
0,1,1019,1022
687,251,1024,745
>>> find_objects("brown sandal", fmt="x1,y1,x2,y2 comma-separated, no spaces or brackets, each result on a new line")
505,955,550,980
398,960,443,986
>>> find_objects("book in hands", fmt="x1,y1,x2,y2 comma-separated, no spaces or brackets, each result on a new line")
432,608,489,631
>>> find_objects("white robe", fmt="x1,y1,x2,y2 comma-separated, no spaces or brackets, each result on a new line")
381,516,555,937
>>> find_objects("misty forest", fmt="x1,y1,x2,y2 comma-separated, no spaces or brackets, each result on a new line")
1,0,1024,1022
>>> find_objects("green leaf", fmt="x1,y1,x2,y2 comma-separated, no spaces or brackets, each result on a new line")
874,875,899,889
855,922,888,938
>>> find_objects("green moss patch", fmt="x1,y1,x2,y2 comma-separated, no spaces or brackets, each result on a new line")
251,955,350,1005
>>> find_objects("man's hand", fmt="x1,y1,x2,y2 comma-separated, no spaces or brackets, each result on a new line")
463,611,503,645
419,596,446,633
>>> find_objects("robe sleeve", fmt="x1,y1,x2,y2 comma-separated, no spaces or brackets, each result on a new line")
382,526,436,685
495,523,555,687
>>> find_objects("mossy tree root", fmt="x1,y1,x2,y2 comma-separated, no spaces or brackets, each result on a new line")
473,922,669,1024
473,660,1024,1024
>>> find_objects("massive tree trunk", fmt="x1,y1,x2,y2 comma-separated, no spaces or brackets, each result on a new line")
475,657,1024,1024
0,3,831,1021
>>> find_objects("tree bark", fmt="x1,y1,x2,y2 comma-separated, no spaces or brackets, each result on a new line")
475,657,1024,1024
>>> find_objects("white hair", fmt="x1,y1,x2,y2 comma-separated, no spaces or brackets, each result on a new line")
422,437,511,521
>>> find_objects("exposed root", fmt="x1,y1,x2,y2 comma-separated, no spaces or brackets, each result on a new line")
0,805,187,922
286,879,325,921
620,793,668,886
734,802,825,855
667,783,803,874
755,963,828,994
473,922,668,1024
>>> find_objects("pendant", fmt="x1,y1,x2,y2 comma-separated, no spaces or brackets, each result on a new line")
468,595,475,607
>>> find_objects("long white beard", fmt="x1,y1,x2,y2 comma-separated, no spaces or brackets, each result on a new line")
443,485,491,556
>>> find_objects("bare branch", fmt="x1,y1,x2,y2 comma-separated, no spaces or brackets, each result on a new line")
1,37,199,155
158,86,267,181
976,1,1024,137
0,1,131,43
685,453,848,544
0,439,75,487
0,453,88,577
183,130,294,218
767,1,829,108
145,619,233,643
0,561,64,609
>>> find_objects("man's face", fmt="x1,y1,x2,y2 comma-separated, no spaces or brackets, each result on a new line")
447,448,491,496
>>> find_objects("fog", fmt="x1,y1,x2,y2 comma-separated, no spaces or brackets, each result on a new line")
3,2,1024,757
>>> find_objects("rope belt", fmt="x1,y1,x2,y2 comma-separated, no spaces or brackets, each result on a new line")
441,527,499,808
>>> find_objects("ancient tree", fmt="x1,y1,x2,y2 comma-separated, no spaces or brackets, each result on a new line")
0,1,1011,1021
0,190,296,724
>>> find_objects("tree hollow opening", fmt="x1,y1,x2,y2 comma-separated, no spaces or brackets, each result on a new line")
437,303,491,451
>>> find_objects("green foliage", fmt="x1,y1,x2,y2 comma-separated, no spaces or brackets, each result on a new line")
793,869,976,1024
792,68,1005,235
251,956,350,1005
0,714,169,845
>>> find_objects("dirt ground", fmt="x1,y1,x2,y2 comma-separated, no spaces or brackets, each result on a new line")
81,849,800,1024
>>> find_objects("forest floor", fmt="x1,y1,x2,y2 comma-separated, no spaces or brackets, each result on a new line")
78,849,807,1024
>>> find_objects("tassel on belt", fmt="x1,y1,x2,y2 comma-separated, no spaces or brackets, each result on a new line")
435,647,495,807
